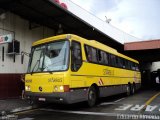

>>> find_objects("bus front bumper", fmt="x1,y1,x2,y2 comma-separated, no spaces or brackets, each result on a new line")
25,90,88,104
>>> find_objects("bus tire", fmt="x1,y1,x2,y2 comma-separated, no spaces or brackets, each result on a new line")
28,99,34,105
87,86,97,107
131,84,135,95
126,84,131,96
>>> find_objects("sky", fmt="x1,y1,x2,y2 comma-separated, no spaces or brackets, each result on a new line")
70,0,160,41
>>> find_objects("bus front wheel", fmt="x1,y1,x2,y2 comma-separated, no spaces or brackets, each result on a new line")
87,86,97,107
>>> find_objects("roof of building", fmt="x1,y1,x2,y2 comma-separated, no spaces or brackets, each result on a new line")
124,39,160,51
0,0,124,51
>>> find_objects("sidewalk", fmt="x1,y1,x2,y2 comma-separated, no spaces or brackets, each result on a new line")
0,98,34,114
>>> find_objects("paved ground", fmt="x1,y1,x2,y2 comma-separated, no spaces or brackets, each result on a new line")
0,99,32,113
5,89,160,120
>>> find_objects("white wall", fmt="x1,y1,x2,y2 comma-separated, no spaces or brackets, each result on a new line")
0,12,55,73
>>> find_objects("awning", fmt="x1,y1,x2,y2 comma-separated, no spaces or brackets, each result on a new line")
0,0,123,51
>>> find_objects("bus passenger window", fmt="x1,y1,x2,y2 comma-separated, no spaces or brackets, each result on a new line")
91,48,98,63
85,45,92,62
98,50,106,65
126,61,131,69
98,50,102,63
128,61,132,70
110,54,116,67
103,52,109,65
122,59,126,68
118,57,123,68
71,41,82,71
135,64,139,71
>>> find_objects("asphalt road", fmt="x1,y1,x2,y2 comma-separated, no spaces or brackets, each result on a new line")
15,89,160,120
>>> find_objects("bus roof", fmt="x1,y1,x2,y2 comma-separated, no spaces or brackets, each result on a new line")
32,34,139,63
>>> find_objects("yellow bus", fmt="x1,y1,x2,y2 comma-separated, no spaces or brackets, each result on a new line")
25,34,141,107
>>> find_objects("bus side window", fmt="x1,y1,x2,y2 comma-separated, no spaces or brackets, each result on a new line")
103,52,109,65
125,60,129,69
98,50,102,63
125,61,129,69
110,54,116,67
135,63,139,71
85,45,92,62
71,41,82,71
117,57,123,68
128,61,132,70
122,59,126,68
91,47,98,63
85,45,98,63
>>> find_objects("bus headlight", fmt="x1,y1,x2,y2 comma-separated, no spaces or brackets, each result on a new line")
53,85,69,92
54,86,58,92
59,86,64,91
25,85,31,91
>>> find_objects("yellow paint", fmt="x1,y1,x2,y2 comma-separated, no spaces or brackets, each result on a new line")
145,92,160,107
139,92,160,113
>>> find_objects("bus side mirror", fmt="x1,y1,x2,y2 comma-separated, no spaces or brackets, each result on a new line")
21,53,24,64
21,51,30,64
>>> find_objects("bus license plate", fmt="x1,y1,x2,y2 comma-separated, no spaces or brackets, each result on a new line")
38,98,46,101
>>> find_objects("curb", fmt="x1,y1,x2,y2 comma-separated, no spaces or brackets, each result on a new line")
0,106,34,120
10,106,33,113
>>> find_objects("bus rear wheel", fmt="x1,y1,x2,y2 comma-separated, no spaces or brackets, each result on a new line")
87,86,97,107
126,84,131,96
131,84,135,95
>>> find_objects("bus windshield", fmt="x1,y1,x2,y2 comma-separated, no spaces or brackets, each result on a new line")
28,40,69,73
